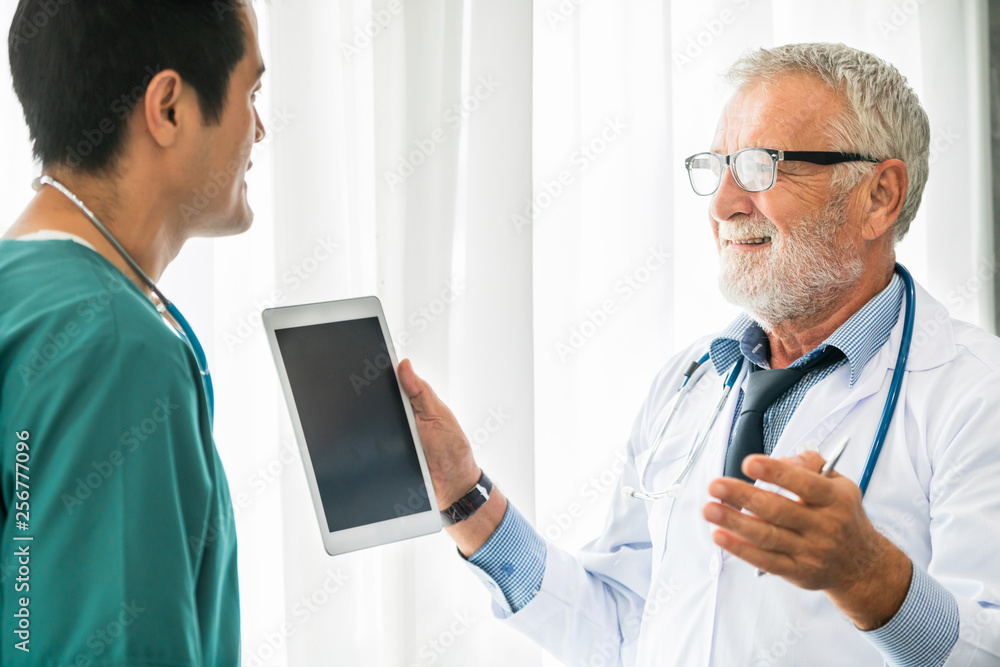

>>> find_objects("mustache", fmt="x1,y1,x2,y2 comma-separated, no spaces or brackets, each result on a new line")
718,216,778,239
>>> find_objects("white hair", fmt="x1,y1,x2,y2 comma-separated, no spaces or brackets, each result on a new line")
725,43,931,243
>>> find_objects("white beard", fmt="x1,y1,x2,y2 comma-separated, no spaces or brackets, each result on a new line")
717,198,865,331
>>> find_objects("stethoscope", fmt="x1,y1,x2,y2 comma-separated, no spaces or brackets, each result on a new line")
626,263,916,501
33,175,215,419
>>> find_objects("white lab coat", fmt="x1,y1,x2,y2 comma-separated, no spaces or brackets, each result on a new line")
499,282,1000,666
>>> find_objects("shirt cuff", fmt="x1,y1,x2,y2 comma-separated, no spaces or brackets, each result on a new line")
460,502,546,616
864,564,959,667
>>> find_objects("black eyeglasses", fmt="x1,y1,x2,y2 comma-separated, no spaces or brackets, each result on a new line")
684,148,879,196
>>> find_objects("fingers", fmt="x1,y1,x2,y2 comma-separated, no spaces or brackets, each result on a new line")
705,450,871,589
703,501,797,553
708,478,811,532
741,453,839,506
709,526,796,576
777,450,826,472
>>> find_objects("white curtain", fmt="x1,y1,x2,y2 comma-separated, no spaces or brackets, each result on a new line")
0,1,992,666
206,1,538,664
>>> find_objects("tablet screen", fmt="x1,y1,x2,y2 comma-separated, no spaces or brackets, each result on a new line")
274,317,432,532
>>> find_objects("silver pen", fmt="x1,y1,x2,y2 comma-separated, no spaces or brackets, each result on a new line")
755,437,850,577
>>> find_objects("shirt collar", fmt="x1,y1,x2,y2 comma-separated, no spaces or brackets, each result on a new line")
708,272,904,386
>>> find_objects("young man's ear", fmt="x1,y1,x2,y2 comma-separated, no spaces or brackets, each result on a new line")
143,70,190,148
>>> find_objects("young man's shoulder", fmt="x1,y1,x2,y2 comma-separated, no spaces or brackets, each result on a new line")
0,240,185,354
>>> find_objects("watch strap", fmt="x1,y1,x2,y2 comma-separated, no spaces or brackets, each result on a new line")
440,470,493,526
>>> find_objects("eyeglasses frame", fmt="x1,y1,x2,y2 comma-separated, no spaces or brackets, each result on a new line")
683,148,881,196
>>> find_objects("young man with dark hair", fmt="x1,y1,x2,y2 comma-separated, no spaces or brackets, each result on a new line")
0,1,265,663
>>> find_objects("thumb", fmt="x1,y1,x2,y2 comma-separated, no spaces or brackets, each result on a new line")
397,358,420,398
397,358,431,417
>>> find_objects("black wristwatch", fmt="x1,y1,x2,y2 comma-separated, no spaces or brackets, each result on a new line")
440,470,493,526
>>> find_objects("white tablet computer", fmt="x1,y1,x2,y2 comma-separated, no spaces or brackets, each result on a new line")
262,297,441,556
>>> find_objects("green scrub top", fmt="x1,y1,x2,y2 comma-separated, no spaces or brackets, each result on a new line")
0,239,239,665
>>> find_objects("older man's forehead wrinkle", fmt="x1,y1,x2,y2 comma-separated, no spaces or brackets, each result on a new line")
711,77,843,154
711,99,784,154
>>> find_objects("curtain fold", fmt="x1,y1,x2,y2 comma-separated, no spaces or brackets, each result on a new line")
264,0,538,664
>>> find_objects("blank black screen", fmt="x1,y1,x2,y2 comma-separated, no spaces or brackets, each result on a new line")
275,317,431,532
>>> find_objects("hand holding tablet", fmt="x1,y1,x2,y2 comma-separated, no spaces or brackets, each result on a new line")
395,360,509,558
263,297,442,555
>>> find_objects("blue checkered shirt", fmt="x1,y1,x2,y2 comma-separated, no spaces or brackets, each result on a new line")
464,273,959,666
711,273,903,454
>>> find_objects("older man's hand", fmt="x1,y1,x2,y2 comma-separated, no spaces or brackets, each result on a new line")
702,451,913,631
397,359,508,557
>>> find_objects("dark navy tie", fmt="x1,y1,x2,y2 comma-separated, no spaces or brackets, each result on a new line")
724,346,844,482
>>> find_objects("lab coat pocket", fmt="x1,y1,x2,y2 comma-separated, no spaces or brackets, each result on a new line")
639,430,698,566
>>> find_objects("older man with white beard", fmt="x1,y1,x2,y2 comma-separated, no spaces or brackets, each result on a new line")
397,43,1000,666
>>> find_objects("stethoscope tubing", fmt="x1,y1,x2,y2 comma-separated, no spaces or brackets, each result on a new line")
633,355,743,500
34,176,215,418
857,263,915,495
633,263,916,501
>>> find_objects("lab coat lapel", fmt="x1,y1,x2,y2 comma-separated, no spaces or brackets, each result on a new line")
767,355,887,461
767,279,955,461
